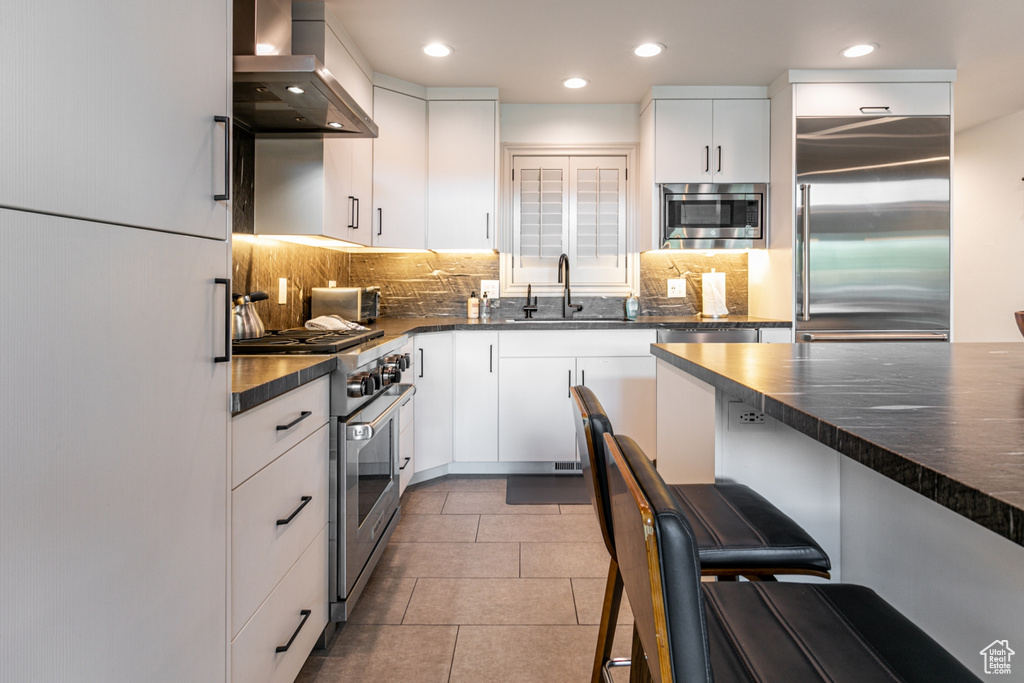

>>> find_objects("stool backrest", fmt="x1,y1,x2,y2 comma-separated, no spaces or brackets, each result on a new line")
569,385,617,559
604,432,713,683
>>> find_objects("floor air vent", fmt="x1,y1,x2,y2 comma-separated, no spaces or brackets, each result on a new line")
553,461,583,472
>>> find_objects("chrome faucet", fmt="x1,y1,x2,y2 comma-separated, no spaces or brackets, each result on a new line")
557,253,583,319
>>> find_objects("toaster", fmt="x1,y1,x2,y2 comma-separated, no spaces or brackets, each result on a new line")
311,287,381,323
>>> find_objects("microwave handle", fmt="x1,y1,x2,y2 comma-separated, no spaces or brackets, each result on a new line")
800,184,811,322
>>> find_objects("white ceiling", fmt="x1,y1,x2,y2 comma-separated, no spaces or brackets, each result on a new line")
323,0,1024,132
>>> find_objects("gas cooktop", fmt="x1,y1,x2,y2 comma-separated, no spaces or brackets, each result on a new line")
232,328,385,355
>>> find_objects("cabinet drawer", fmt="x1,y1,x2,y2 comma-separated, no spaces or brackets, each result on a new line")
232,376,329,488
498,329,656,357
231,527,328,683
794,82,951,116
232,424,329,635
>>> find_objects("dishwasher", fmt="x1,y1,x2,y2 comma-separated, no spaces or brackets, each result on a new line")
656,328,759,344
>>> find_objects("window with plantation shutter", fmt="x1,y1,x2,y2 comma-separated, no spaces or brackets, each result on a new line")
511,155,627,287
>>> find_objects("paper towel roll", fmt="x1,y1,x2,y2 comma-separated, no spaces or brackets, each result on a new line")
701,271,729,318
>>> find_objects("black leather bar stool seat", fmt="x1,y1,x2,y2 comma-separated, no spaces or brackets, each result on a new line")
570,386,831,683
605,432,979,683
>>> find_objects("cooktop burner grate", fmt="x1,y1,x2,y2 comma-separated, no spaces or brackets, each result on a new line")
232,328,385,354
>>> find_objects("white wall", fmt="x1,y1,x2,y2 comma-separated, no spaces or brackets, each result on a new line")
500,104,640,144
952,108,1024,342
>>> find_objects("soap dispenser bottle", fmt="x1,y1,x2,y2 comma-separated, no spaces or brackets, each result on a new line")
625,291,639,321
467,291,480,319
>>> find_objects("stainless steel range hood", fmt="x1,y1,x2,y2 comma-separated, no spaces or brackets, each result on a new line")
233,0,378,138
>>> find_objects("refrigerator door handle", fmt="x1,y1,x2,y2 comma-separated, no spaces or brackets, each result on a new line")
802,332,949,342
800,184,811,322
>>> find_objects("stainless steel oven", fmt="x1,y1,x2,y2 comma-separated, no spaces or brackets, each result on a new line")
328,334,413,623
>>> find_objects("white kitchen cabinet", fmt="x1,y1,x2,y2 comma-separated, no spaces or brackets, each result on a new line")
398,337,416,496
654,99,770,184
453,331,499,462
428,100,498,250
413,332,454,472
0,212,230,681
373,86,428,248
497,330,657,463
0,0,230,240
793,82,951,117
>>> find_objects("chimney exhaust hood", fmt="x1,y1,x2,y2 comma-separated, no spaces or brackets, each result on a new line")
233,0,378,138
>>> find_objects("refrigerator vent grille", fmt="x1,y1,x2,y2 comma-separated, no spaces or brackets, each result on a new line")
553,461,583,472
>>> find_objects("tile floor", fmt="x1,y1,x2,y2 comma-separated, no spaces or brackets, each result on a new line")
296,475,635,683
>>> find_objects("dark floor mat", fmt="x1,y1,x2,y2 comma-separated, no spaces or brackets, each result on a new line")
505,474,591,506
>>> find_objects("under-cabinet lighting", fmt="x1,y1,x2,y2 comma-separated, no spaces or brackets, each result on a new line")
247,235,365,250
562,77,588,89
423,43,453,57
255,43,277,55
430,249,497,255
841,43,877,58
327,122,344,129
286,85,305,94
634,43,665,57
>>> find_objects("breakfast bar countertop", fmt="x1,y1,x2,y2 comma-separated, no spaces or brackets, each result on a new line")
651,341,1024,547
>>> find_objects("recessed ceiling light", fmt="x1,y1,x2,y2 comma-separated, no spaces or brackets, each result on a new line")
327,122,344,129
634,43,665,58
286,85,305,94
423,43,453,57
841,43,878,58
563,77,588,89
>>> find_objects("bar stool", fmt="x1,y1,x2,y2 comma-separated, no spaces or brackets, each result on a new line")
570,386,831,683
604,432,979,683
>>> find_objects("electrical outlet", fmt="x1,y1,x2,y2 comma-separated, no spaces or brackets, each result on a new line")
480,279,500,299
667,278,687,298
727,401,772,431
328,280,336,288
739,411,766,424
278,278,288,305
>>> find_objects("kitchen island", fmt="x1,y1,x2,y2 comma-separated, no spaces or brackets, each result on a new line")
652,341,1024,676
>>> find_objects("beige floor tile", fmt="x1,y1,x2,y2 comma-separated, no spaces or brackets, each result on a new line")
315,624,457,683
476,514,604,543
403,578,577,625
521,542,610,578
391,513,480,543
400,488,448,514
560,504,595,515
448,624,633,683
442,490,560,515
410,475,507,492
344,576,417,625
376,541,519,578
571,578,635,626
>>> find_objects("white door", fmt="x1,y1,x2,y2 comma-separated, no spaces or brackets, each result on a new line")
712,100,770,183
428,100,497,250
654,99,714,183
498,357,577,462
0,210,229,681
0,0,230,240
453,332,499,462
413,333,454,472
373,87,427,248
576,356,657,460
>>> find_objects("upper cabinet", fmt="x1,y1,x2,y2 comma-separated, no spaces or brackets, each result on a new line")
427,99,498,250
0,0,230,240
654,99,770,184
372,85,428,249
793,82,951,117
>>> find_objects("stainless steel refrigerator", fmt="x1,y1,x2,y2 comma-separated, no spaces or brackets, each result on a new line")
795,116,951,342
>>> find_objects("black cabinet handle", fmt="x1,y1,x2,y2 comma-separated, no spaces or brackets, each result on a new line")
489,344,493,373
377,207,383,236
419,348,424,378
214,116,230,201
703,145,710,173
716,145,722,173
399,457,411,471
275,609,312,653
568,369,572,398
486,212,490,240
354,197,360,229
214,277,230,363
581,369,585,386
347,196,356,229
277,410,312,431
276,496,312,525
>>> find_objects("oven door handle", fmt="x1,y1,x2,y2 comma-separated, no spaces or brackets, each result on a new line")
345,384,416,441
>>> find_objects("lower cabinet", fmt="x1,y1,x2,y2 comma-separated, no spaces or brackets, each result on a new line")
453,331,499,462
497,330,657,463
413,332,454,473
230,376,330,683
399,336,417,495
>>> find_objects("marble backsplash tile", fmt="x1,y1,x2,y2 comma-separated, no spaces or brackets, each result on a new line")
230,239,749,328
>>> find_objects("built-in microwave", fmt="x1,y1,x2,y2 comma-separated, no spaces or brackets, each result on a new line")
661,183,767,249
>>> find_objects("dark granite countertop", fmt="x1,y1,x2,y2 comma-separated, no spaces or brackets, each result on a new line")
651,342,1024,547
367,314,790,336
231,355,336,415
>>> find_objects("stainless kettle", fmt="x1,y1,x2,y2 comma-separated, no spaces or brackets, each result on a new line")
232,291,268,340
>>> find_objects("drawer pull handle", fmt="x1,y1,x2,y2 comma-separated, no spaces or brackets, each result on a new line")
275,609,312,653
277,410,312,431
399,456,411,471
276,496,312,525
